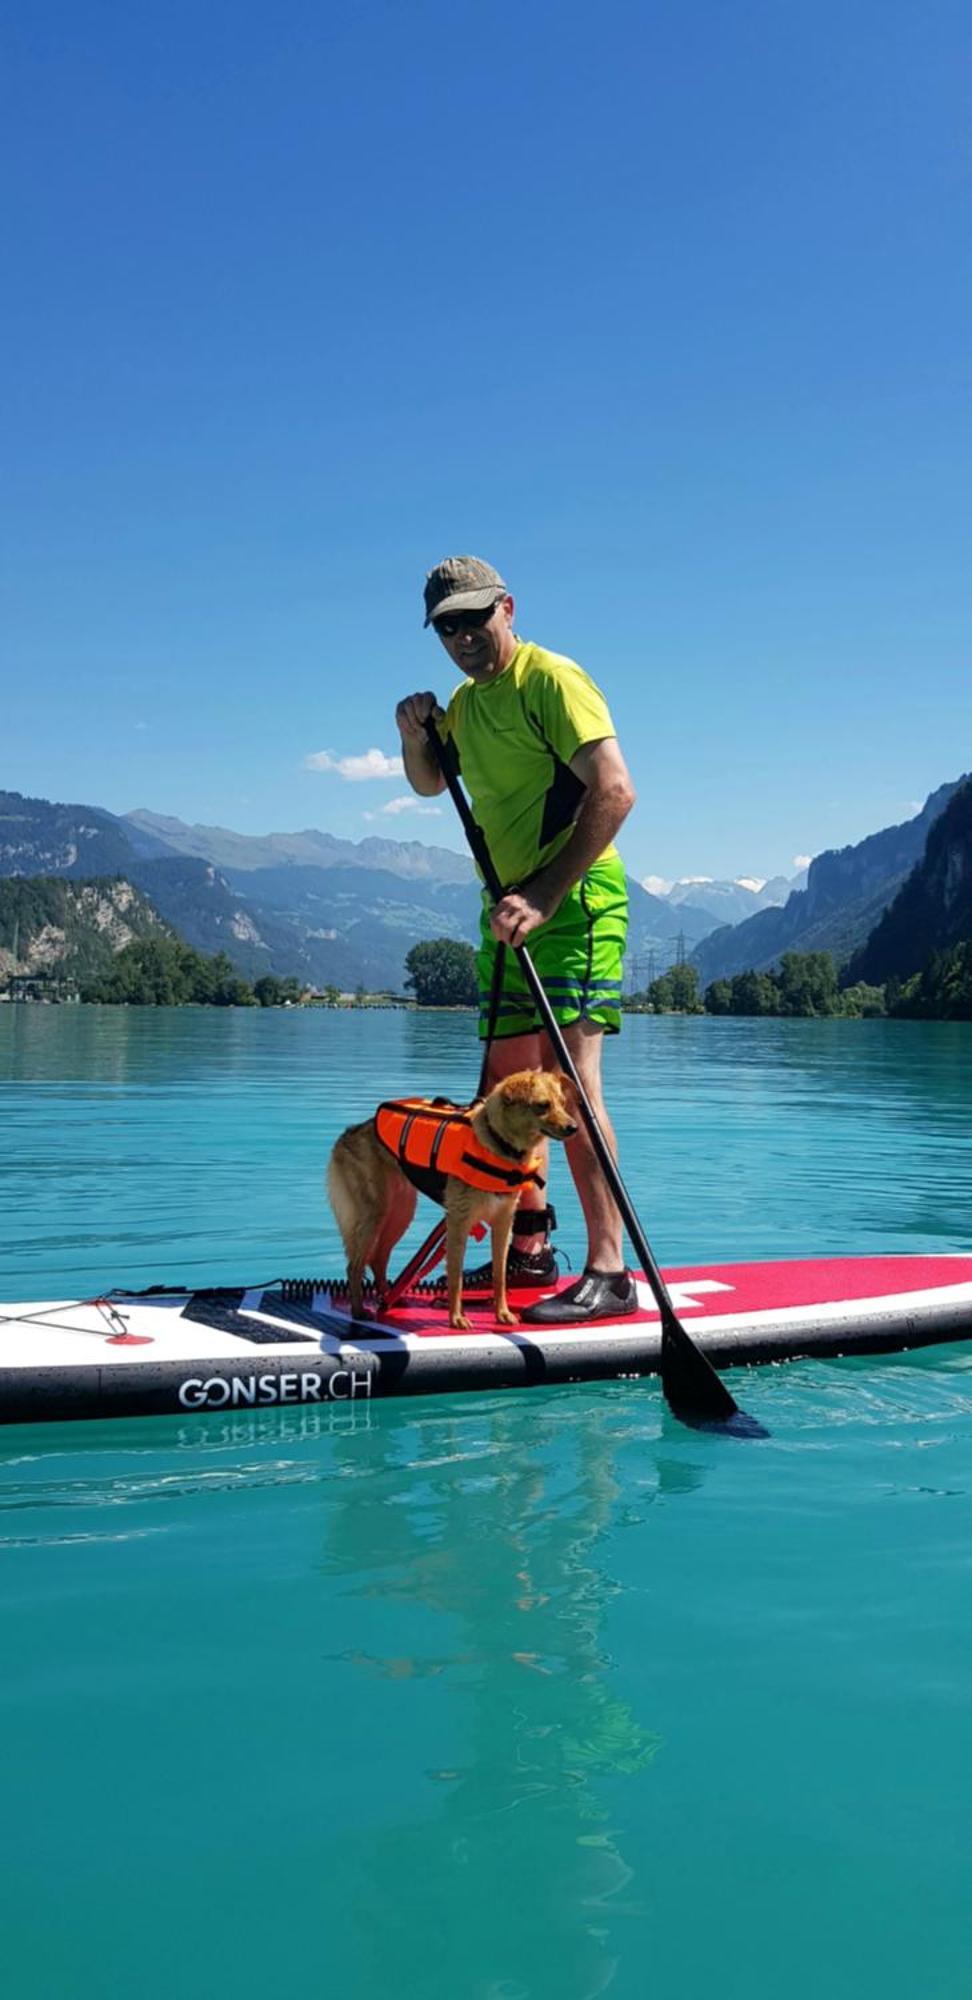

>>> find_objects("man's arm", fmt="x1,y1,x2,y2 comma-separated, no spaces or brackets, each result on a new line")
489,737,636,948
395,691,447,797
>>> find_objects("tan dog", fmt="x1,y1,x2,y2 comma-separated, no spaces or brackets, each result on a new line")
327,1070,577,1330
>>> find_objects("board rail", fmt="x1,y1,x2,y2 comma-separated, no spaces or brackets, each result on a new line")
2,1256,972,1426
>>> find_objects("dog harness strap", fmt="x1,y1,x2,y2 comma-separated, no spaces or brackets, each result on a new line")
458,1150,539,1190
428,1115,450,1179
399,1109,420,1165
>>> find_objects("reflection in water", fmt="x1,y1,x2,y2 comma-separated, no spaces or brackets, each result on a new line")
316,1397,674,2000
0,1389,694,1995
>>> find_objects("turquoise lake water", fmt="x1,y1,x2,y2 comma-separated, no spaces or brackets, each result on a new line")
2,1006,971,1999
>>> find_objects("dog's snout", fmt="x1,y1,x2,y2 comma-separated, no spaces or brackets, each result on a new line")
541,1114,578,1140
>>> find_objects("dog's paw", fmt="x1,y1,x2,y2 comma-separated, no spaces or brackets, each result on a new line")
495,1307,520,1327
449,1311,473,1332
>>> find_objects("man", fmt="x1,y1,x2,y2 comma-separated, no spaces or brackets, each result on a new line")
395,555,637,1324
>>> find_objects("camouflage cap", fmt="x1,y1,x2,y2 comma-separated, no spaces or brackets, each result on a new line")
423,555,508,627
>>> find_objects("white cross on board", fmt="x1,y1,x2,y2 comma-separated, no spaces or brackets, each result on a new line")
635,1278,735,1315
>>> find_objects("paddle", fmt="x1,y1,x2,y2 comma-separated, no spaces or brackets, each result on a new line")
424,715,765,1435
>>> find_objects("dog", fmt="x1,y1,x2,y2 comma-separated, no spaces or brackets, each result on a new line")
327,1070,578,1330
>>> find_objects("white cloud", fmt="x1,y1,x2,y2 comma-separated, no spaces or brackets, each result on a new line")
642,873,672,896
381,794,440,815
735,876,766,893
792,854,812,871
362,796,442,821
304,746,404,781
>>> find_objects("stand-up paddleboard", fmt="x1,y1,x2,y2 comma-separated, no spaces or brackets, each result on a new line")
2,1256,972,1425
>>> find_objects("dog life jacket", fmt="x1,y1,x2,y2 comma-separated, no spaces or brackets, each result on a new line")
375,1098,545,1208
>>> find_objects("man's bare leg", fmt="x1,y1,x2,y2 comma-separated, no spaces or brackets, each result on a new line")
516,1015,635,1325
483,1031,548,1251
541,1017,624,1273
483,1020,624,1267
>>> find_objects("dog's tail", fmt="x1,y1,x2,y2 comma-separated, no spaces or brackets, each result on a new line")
326,1136,361,1255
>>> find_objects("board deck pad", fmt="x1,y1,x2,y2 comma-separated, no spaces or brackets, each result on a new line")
2,1256,972,1424
383,1257,972,1337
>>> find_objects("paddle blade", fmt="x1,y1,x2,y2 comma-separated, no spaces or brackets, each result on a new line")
660,1311,767,1436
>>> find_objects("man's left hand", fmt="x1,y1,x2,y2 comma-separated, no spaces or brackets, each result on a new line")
490,888,554,948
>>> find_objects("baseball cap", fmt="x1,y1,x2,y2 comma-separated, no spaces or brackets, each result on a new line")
423,555,508,627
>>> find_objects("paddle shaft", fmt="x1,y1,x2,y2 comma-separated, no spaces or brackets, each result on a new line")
424,716,740,1421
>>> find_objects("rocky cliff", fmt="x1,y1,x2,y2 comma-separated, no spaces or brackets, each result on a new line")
845,779,972,985
0,877,169,985
691,779,965,984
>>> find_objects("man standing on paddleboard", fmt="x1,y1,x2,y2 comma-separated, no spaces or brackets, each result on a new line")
395,555,638,1325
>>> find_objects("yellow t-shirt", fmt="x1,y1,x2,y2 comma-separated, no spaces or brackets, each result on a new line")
440,641,618,888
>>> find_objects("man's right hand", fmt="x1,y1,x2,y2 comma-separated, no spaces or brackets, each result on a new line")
395,691,443,741
395,693,448,797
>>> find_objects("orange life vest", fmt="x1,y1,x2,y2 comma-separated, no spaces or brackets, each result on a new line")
375,1097,544,1207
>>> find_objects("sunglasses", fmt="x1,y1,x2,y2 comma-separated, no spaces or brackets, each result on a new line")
432,603,498,639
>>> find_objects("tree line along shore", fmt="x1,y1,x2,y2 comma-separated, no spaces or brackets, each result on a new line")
405,938,971,1020
2,932,968,1021
623,946,971,1021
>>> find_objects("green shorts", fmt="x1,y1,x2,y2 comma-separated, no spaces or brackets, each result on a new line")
478,852,629,1041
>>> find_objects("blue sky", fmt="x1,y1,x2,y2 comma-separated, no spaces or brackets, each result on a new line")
3,0,970,884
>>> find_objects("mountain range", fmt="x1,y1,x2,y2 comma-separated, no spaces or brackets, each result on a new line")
0,791,721,991
123,809,474,882
2,778,967,994
647,872,806,928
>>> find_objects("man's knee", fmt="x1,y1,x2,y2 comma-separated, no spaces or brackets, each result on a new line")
553,1019,605,1090
485,1033,543,1084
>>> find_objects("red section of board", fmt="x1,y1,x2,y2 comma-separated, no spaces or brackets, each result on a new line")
372,1256,972,1338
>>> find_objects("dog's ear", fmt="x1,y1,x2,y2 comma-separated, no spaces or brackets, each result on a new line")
553,1071,580,1116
